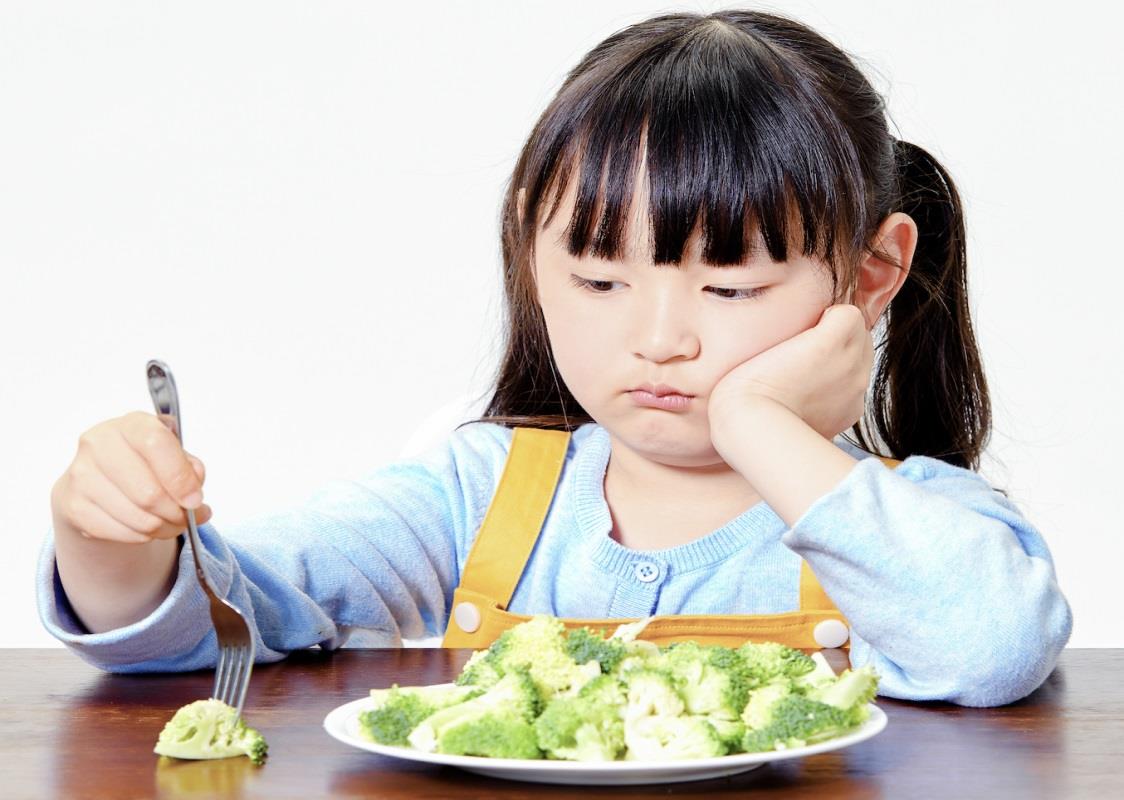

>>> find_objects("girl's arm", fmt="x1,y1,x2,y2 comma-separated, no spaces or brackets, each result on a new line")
37,424,511,672
711,396,859,528
709,307,1071,707
775,447,1071,707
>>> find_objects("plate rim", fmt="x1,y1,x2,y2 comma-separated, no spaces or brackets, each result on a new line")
322,688,888,776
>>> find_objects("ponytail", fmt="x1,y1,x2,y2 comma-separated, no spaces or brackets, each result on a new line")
858,141,991,470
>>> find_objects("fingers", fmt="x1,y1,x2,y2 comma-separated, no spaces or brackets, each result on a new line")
70,462,173,538
56,412,215,548
83,426,191,526
60,489,153,545
118,413,205,509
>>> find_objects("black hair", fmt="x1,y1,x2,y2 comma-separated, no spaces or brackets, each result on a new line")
475,10,990,470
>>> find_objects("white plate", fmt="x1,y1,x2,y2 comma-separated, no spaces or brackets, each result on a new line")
323,691,888,786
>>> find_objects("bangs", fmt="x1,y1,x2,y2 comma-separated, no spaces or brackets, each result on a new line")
528,20,869,267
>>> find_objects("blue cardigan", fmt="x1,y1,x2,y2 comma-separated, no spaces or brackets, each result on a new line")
37,422,1071,707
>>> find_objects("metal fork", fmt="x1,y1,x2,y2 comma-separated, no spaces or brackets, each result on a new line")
146,359,255,717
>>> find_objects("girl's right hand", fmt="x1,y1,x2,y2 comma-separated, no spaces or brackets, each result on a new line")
51,411,213,545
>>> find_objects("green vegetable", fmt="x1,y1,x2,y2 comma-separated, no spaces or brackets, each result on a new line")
359,684,483,745
535,675,627,760
357,614,881,761
645,642,754,719
737,641,817,685
624,714,726,760
407,669,543,758
474,615,601,699
565,627,627,674
154,699,268,766
740,665,879,752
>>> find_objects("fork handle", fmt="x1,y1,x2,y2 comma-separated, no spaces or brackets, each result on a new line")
145,360,215,596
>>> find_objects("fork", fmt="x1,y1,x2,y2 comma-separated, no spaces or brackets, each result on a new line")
146,359,256,718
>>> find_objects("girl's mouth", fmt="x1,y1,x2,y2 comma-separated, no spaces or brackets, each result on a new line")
629,390,693,411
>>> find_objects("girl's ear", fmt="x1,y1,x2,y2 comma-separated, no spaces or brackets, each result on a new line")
854,212,917,330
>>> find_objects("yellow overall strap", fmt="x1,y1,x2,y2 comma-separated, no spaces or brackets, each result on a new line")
454,427,571,609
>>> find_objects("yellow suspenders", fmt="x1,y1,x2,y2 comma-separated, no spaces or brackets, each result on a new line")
442,427,900,650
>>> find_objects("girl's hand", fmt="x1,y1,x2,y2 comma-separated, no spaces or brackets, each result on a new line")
51,412,212,546
708,304,874,448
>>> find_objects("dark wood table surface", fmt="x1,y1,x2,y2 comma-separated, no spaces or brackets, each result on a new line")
3,648,1121,799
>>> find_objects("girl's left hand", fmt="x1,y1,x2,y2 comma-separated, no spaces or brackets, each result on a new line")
708,304,874,447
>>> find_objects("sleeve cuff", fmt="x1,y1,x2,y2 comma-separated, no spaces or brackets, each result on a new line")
36,526,232,671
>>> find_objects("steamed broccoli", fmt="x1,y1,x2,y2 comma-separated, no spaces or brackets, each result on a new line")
649,642,753,720
357,615,881,761
359,683,483,745
455,648,504,689
623,668,686,720
741,694,859,752
703,715,747,751
793,651,840,692
624,714,726,760
809,664,879,712
475,615,601,699
565,627,627,674
154,699,268,766
738,641,817,685
535,675,627,760
740,664,879,752
407,669,543,758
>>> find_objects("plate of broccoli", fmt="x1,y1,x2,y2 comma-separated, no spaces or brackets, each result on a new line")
323,615,886,785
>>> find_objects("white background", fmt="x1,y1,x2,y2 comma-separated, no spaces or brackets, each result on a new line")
2,1,1121,648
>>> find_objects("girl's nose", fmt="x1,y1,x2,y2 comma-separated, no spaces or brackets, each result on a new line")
630,288,701,363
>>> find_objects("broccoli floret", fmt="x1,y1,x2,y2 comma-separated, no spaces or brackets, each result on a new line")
738,641,816,685
358,684,483,745
792,651,839,693
407,669,543,758
740,694,859,752
808,664,879,712
741,679,793,731
650,642,753,720
455,648,504,689
534,675,626,761
740,665,879,752
624,714,725,760
154,699,268,766
438,714,542,759
623,668,685,720
704,715,746,751
565,627,627,674
480,615,600,698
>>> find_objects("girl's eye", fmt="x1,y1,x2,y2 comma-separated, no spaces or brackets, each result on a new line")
569,275,621,293
706,286,767,301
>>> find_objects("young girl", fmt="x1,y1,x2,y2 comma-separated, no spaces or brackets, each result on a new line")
39,9,1070,708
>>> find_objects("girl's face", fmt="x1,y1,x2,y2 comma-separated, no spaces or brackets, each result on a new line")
533,174,838,468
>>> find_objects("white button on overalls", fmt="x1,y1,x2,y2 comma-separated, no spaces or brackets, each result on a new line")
813,619,850,648
453,601,482,633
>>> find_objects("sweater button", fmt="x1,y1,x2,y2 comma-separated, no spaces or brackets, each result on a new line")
453,602,482,633
813,619,849,648
633,561,661,583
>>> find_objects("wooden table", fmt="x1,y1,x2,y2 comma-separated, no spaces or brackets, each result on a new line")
3,648,1121,799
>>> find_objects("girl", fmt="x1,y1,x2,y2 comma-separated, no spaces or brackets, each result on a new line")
39,9,1070,708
